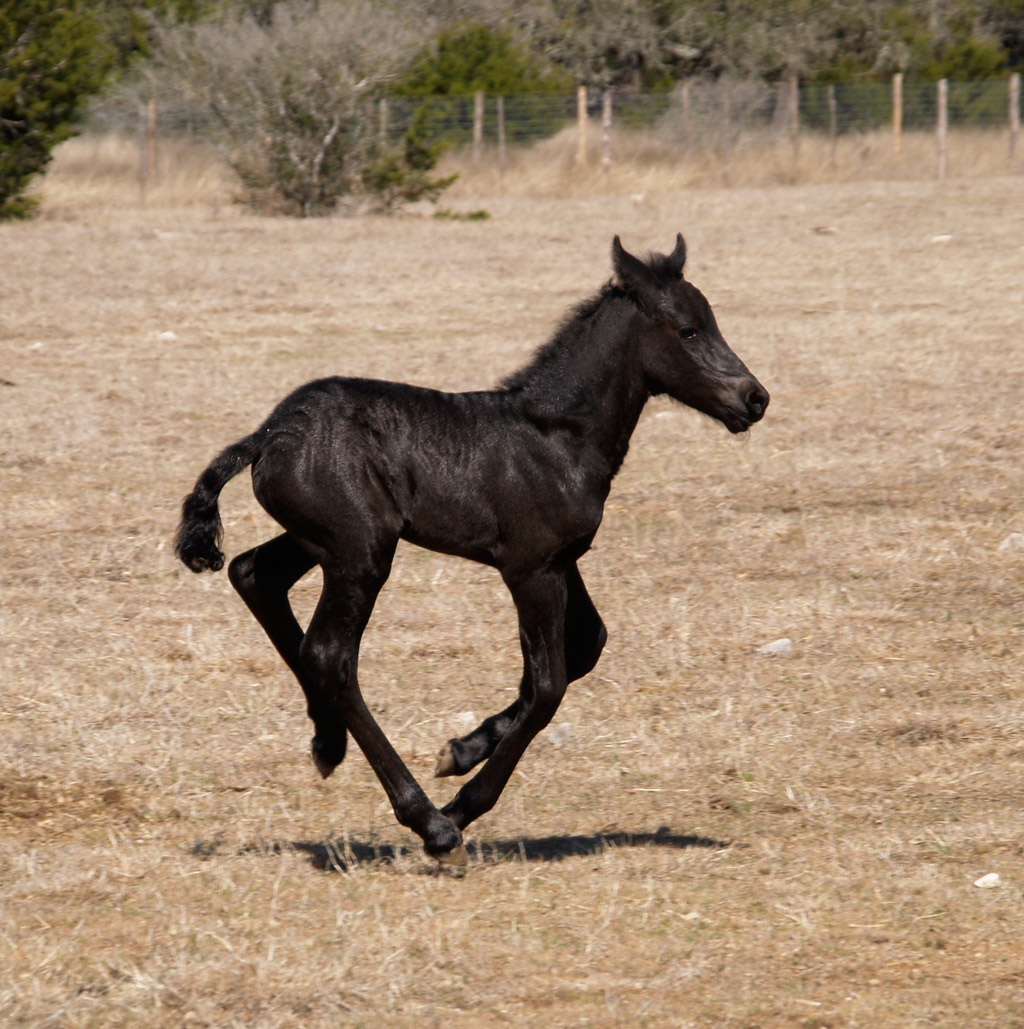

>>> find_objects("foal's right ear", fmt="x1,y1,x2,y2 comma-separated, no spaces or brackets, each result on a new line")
666,233,687,277
611,236,659,311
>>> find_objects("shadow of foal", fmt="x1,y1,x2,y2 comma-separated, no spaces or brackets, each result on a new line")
191,827,731,873
175,234,769,867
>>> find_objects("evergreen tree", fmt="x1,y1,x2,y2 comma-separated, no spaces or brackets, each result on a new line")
0,0,113,218
395,22,571,96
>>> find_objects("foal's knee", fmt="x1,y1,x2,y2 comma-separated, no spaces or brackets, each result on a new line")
298,634,356,691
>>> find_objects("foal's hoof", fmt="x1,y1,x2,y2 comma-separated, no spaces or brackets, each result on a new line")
434,844,468,871
310,737,343,779
425,815,466,872
434,741,458,778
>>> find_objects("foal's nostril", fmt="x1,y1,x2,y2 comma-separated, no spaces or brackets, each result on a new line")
745,386,770,421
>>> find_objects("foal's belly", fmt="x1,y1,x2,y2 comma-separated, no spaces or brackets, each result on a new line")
401,472,602,574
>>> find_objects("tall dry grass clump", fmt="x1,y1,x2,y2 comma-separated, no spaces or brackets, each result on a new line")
442,124,1021,197
34,134,235,216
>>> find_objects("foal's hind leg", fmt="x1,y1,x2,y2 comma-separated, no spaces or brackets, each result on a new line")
228,535,347,776
434,700,519,778
434,562,606,778
301,563,464,862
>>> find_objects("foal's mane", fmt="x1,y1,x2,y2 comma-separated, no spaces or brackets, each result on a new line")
500,246,678,399
499,283,627,396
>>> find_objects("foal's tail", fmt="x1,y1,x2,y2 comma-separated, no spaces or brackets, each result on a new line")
174,434,262,573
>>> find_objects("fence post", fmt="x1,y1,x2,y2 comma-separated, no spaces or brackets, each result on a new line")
788,76,800,161
827,83,837,166
497,96,506,174
147,99,158,184
893,72,903,154
378,98,388,142
680,79,691,143
473,90,484,163
138,99,158,202
576,85,588,166
601,89,613,172
1011,72,1021,167
937,78,948,179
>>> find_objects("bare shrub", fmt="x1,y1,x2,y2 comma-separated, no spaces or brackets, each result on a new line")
149,1,449,215
657,78,780,156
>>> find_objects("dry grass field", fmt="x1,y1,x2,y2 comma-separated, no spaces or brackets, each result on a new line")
2,139,1023,1027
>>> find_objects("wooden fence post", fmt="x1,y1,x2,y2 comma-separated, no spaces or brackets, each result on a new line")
601,89,613,172
379,98,388,142
147,99,158,183
788,76,800,161
1010,73,1021,167
497,96,506,174
138,99,158,202
473,90,484,163
576,85,588,166
893,72,903,154
937,78,948,179
827,83,837,166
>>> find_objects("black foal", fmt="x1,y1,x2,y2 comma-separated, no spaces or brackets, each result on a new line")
175,234,769,865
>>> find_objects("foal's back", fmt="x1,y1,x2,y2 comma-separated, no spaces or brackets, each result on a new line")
250,376,595,570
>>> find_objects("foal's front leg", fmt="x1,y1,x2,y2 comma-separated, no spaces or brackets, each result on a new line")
434,562,605,778
441,568,569,831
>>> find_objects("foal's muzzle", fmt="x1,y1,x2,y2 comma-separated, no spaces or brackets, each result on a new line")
745,385,770,423
725,384,770,433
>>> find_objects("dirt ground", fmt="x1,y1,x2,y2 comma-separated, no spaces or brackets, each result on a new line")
2,170,1023,1027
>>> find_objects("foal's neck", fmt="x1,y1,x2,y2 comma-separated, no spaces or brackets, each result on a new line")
584,301,649,477
507,293,649,480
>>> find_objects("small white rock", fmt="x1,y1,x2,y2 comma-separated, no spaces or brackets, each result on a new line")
757,637,794,657
997,533,1024,553
158,331,178,342
930,234,954,244
546,722,573,748
974,872,1001,889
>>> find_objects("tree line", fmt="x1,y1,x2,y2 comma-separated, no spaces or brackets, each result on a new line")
3,0,1023,217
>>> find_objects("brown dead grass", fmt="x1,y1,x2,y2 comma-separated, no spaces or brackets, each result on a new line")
36,122,1023,216
443,125,1023,198
2,158,1024,1027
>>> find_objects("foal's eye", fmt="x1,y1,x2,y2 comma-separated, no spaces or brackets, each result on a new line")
678,327,698,341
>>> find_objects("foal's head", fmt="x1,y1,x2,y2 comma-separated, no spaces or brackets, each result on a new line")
613,234,769,434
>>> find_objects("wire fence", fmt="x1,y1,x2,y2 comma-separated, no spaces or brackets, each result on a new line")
90,75,1023,182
